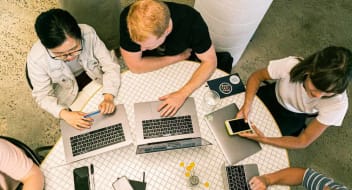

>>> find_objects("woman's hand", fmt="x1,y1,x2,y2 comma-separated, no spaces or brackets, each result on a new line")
238,123,265,142
99,93,115,114
60,109,93,130
236,102,251,122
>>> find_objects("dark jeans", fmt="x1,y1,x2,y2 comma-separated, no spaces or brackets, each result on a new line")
257,83,315,136
76,71,92,92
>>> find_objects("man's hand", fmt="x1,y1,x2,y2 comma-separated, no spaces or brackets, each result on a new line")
158,91,188,117
249,176,268,190
99,93,115,114
60,109,93,130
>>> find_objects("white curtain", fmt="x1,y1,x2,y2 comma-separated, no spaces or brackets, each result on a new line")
194,0,273,66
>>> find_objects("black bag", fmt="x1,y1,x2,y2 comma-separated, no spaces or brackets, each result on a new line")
189,51,233,73
216,51,233,73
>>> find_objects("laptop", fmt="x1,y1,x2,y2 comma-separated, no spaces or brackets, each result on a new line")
204,103,261,164
134,97,211,154
60,104,132,163
222,163,259,190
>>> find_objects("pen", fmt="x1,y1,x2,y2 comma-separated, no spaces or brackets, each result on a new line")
84,110,100,118
143,171,145,183
90,164,95,190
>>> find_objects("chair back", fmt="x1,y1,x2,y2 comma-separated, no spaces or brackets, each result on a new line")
25,63,33,90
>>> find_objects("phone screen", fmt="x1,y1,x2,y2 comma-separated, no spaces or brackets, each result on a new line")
73,166,90,190
228,119,251,133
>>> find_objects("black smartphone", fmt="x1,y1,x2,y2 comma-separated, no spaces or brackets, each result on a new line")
73,166,90,190
225,118,252,135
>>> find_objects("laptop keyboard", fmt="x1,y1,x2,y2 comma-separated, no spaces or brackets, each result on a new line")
142,115,194,139
226,165,249,190
70,123,125,156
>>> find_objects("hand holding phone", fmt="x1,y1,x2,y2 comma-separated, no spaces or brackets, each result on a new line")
225,118,252,135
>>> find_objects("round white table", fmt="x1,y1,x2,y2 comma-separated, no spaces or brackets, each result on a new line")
41,61,289,190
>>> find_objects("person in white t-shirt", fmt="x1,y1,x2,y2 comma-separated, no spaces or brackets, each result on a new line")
0,139,44,190
237,46,352,149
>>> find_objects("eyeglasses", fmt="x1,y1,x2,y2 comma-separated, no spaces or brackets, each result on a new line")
47,40,83,60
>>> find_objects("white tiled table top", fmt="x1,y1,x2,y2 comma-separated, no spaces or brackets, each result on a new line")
41,61,289,190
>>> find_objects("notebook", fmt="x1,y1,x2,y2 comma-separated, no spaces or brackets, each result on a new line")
206,73,245,99
204,103,261,164
60,104,132,163
134,97,211,154
222,163,259,190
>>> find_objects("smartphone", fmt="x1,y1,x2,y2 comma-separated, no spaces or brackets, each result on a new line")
73,166,90,190
112,176,134,190
225,118,252,135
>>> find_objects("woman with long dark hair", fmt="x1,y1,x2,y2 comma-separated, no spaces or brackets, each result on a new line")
237,46,352,149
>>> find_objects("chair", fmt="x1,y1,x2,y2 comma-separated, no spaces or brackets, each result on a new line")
25,63,33,90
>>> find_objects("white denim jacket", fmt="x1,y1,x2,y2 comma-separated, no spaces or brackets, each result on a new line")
27,24,120,118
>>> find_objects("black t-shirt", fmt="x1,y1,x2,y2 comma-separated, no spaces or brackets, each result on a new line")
120,2,212,56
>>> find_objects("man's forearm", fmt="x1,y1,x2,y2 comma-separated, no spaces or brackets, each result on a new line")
179,60,216,97
127,55,183,73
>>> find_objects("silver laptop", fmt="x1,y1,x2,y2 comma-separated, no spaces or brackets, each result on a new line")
60,104,132,163
204,103,261,164
222,163,259,190
134,97,211,154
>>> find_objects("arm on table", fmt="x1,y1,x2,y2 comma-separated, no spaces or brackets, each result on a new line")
120,47,191,73
158,45,217,116
240,118,328,149
249,167,306,190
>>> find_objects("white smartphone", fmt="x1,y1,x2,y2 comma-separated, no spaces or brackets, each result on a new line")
112,176,133,190
225,118,252,135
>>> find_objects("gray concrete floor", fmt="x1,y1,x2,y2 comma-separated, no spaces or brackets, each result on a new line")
0,0,350,189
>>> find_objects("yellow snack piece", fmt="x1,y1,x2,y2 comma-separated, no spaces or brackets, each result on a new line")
186,165,193,171
185,172,191,177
